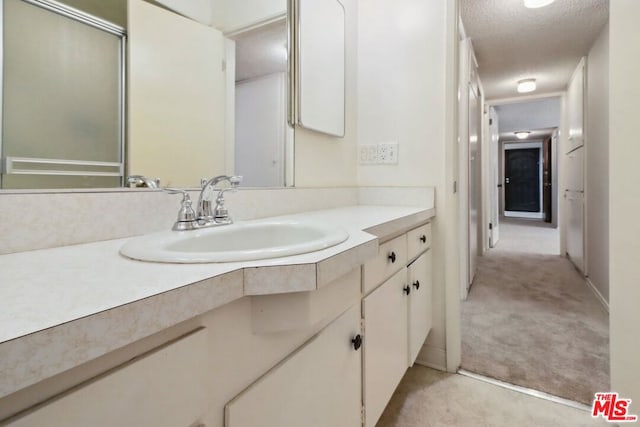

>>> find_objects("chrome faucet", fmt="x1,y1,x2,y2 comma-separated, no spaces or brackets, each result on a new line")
196,175,242,226
164,175,241,231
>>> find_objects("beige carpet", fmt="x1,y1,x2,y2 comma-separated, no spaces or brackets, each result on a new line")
461,219,609,405
377,366,607,427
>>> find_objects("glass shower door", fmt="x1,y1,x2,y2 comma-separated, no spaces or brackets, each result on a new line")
1,0,125,189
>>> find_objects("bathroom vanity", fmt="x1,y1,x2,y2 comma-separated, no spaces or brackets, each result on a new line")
0,205,434,427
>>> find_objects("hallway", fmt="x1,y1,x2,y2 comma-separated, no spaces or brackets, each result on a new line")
461,219,609,405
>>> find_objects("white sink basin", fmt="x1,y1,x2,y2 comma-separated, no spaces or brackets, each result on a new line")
119,220,349,263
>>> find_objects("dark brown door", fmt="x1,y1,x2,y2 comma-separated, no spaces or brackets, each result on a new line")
543,138,552,222
505,148,540,212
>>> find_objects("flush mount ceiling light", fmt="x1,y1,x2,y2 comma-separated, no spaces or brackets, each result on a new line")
515,131,531,139
524,0,555,8
517,78,537,93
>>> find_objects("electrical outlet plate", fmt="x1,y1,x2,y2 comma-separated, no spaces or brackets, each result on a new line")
385,142,398,164
358,142,398,165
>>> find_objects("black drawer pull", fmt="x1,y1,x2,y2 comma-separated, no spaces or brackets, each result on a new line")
420,235,427,243
413,280,420,290
403,285,411,295
388,251,397,263
352,334,362,351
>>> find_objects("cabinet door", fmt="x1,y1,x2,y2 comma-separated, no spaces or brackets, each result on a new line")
407,250,433,366
362,268,409,427
225,304,362,427
5,329,210,427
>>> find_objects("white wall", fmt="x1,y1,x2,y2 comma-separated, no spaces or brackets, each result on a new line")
357,0,458,370
154,0,213,26
585,23,609,303
610,0,640,408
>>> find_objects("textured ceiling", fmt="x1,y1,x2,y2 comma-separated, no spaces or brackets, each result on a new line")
461,0,608,100
494,96,561,142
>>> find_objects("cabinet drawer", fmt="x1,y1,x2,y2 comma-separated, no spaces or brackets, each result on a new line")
407,222,431,261
5,329,209,427
363,234,407,294
225,304,362,427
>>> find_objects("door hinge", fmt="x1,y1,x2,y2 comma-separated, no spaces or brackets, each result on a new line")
489,222,493,230
489,118,493,125
453,181,457,193
360,318,365,335
361,405,366,426
221,60,226,72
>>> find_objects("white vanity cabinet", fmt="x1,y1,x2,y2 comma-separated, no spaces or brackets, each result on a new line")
362,222,433,427
0,212,435,427
225,304,362,427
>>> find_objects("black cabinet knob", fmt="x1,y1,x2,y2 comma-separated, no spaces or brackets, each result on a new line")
413,280,420,290
403,285,411,295
352,334,362,351
388,251,396,263
420,235,426,243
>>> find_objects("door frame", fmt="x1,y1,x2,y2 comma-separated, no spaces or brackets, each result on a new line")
503,141,544,219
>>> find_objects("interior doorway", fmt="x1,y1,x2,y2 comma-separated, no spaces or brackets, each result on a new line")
504,145,542,215
455,0,610,413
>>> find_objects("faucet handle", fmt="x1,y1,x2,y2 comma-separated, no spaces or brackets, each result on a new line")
229,175,243,187
164,189,198,231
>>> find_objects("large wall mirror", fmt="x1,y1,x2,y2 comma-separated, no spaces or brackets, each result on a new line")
0,0,347,191
0,0,296,190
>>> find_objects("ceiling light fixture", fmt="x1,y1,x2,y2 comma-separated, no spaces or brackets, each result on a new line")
515,131,531,139
524,0,555,8
517,78,537,93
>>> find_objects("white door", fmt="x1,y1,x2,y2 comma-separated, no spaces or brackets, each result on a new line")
235,73,286,187
565,146,585,273
468,84,480,285
489,107,500,247
128,0,226,187
566,190,585,272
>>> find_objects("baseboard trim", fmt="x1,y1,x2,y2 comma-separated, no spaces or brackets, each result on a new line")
585,277,609,313
504,211,545,219
415,345,446,371
457,369,592,412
